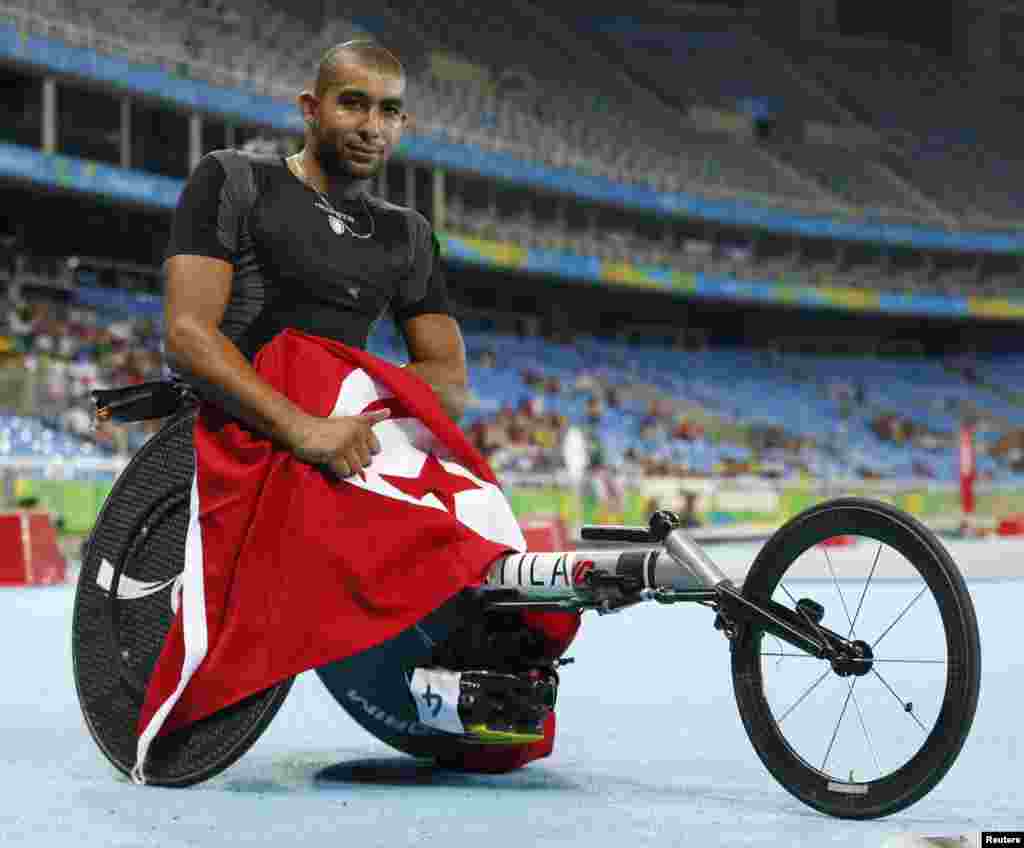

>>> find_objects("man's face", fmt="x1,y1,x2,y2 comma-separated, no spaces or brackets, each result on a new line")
311,62,406,180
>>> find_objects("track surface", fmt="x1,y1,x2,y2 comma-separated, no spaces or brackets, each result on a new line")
2,538,1021,847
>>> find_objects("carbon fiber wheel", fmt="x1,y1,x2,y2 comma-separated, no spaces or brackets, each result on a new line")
731,497,980,819
72,410,293,787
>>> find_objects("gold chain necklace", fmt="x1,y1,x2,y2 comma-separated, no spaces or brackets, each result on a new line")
290,154,375,240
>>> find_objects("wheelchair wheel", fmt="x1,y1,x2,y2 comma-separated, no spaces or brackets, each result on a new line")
72,409,293,787
730,497,980,819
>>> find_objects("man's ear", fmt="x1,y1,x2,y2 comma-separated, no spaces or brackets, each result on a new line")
297,90,319,124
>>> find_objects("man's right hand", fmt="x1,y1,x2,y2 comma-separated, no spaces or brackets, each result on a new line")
288,409,391,478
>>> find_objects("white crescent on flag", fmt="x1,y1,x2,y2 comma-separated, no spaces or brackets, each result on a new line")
329,366,526,554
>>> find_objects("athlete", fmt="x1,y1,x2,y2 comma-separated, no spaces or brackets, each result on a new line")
163,41,568,768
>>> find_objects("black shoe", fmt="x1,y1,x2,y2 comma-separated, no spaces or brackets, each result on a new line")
458,668,558,745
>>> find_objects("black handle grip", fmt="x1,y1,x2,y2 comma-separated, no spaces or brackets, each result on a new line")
579,525,654,543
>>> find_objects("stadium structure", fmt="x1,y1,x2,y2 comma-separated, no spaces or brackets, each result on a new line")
2,0,1024,553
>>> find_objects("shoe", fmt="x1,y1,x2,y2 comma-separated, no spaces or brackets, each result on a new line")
458,668,558,745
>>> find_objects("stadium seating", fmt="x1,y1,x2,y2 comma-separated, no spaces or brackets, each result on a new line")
1,271,1022,483
881,146,1024,227
363,311,1024,483
790,38,992,144
581,20,849,127
3,0,1024,488
442,193,1014,298
0,413,114,459
765,140,943,222
9,0,1024,230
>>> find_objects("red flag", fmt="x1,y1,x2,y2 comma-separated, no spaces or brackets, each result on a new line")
133,330,531,781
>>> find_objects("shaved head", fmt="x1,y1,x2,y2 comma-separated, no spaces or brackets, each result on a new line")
315,40,405,97
298,39,407,185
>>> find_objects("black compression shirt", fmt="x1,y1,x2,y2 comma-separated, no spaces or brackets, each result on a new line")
165,149,452,359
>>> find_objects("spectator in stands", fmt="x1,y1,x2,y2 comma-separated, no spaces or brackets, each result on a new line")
522,366,544,388
530,414,558,451
673,417,704,442
677,489,702,529
472,346,497,368
639,414,660,441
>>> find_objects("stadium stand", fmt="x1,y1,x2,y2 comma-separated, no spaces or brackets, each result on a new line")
764,139,947,223
441,191,1014,299
0,263,163,457
881,144,1024,228
7,0,1024,231
790,38,994,143
570,17,850,127
4,226,1024,488
3,0,1024,503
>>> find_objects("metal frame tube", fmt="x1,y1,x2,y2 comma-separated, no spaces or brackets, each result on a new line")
481,546,731,608
663,529,732,588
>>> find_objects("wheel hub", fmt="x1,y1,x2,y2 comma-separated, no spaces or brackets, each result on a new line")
831,639,873,677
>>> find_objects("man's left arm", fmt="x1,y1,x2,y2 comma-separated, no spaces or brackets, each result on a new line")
394,220,469,422
401,312,471,422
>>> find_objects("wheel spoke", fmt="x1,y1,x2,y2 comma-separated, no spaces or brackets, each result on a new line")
871,586,929,651
777,668,832,724
871,667,929,733
847,542,883,640
779,582,799,607
867,658,945,665
822,678,856,772
761,651,823,659
849,681,882,779
761,652,944,664
821,546,856,636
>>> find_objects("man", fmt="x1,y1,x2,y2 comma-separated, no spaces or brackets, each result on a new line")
162,41,568,768
165,41,466,472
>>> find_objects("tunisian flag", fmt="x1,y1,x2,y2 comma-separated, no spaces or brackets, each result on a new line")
133,329,530,782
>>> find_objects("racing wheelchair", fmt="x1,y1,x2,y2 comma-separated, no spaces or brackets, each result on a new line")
72,381,981,820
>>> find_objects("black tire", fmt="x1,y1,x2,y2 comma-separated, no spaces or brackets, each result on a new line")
730,497,981,819
72,410,293,787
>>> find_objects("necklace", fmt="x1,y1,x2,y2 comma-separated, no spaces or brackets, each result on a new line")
290,154,375,240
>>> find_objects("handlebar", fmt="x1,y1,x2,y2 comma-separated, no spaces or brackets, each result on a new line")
580,509,683,544
579,525,653,543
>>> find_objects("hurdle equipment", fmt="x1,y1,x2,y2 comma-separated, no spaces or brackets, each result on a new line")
0,510,66,586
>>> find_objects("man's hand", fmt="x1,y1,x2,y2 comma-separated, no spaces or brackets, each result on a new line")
288,409,390,478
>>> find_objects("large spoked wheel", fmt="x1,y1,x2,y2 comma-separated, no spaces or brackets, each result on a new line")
73,410,293,787
730,497,980,819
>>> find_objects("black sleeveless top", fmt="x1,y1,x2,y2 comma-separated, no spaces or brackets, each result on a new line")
164,149,451,359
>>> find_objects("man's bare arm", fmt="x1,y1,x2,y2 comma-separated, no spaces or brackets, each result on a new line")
164,255,387,476
400,313,470,421
164,254,310,445
163,251,387,477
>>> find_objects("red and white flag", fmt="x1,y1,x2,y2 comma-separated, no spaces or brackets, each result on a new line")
133,329,528,782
